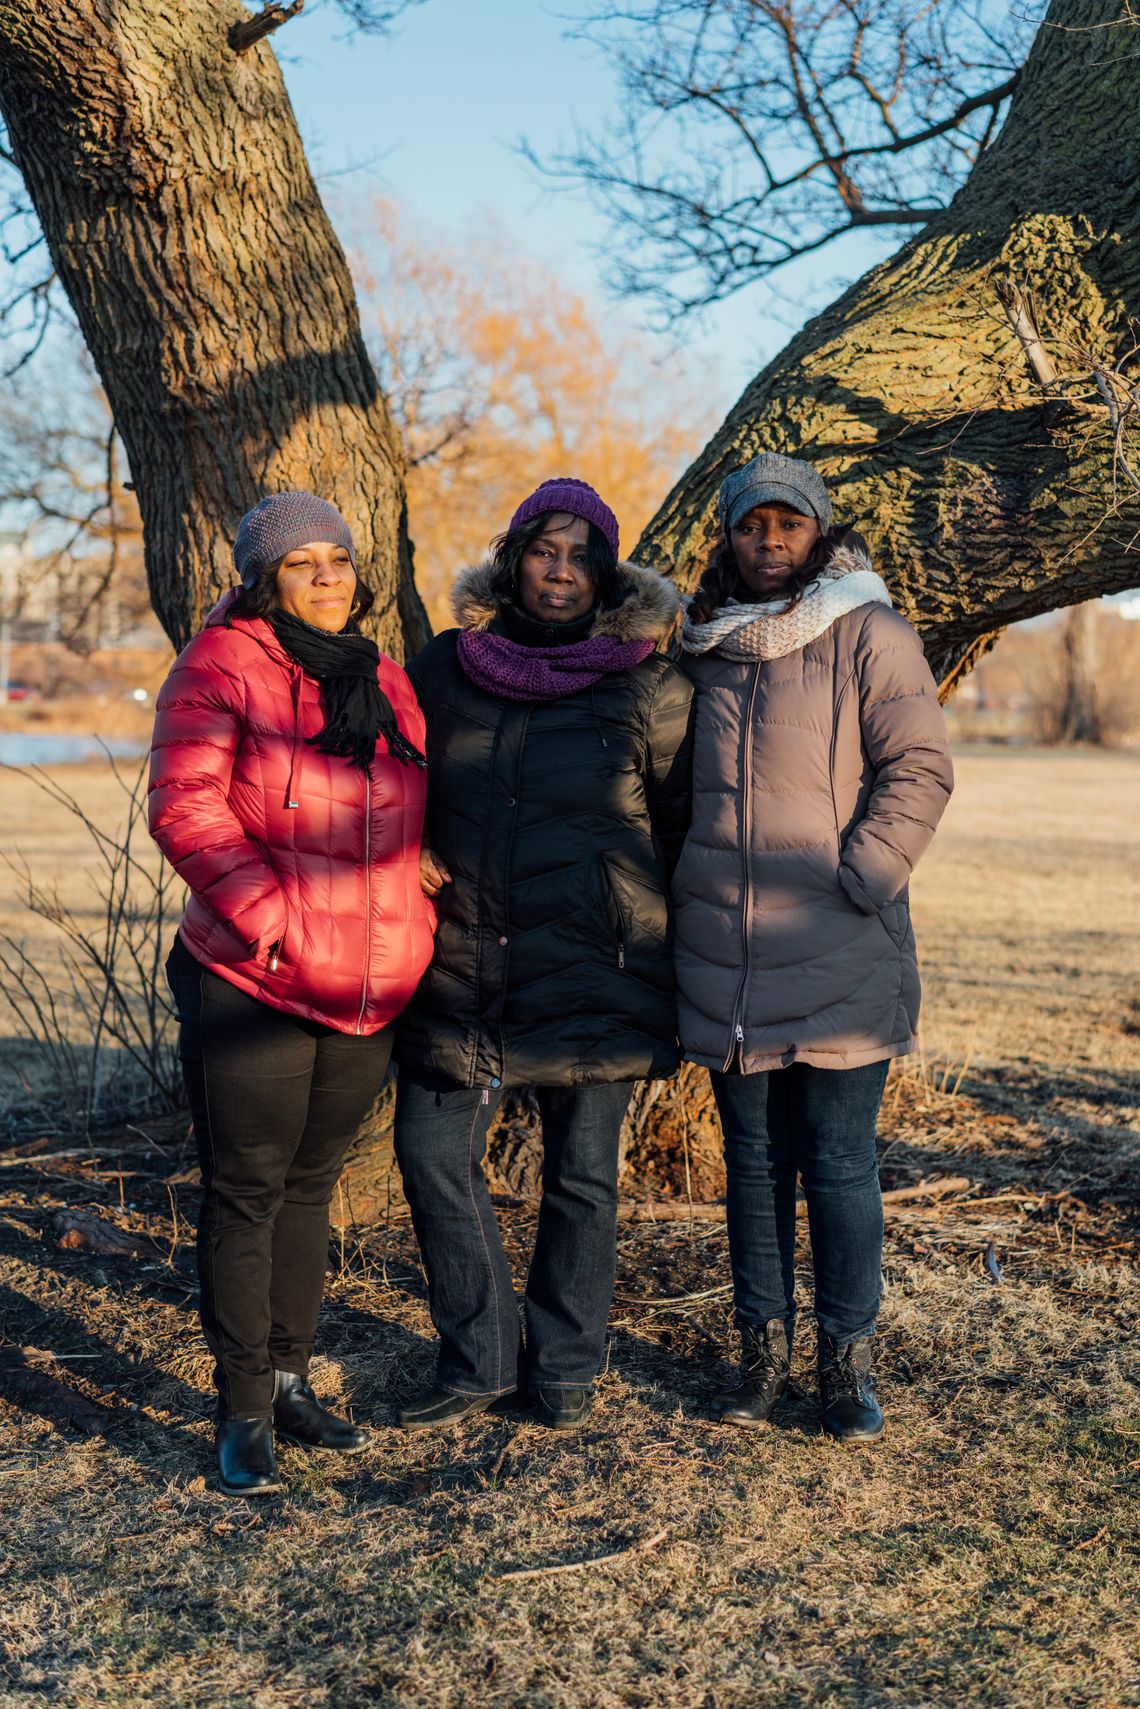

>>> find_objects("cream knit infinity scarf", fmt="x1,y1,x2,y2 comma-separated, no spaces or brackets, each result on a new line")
680,541,891,661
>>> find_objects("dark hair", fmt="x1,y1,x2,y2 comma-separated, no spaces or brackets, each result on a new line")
225,558,376,628
688,528,833,625
487,511,623,612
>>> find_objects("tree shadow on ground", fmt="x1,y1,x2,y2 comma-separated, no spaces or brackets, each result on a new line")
0,1277,208,1464
0,1211,436,1486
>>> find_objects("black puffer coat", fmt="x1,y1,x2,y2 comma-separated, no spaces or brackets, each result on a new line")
397,560,694,1089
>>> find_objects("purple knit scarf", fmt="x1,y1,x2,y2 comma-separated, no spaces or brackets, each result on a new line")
456,629,655,701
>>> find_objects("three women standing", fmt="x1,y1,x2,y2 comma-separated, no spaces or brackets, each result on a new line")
149,493,434,1494
673,454,954,1440
394,479,693,1432
151,456,951,1483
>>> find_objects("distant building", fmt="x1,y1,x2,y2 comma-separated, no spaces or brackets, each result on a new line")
0,537,163,649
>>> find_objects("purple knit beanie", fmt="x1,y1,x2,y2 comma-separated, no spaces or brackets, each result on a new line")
508,478,619,561
232,492,356,589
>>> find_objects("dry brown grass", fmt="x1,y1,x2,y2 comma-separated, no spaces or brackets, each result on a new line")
1,747,1138,1708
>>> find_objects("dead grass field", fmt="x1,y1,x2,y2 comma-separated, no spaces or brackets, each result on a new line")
1,747,1138,1709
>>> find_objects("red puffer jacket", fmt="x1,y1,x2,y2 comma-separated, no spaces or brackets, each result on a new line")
148,594,435,1035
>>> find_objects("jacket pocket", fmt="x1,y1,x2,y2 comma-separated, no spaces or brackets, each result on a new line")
599,856,670,972
599,857,628,969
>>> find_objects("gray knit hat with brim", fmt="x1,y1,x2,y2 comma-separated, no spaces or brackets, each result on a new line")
717,454,832,534
233,492,356,589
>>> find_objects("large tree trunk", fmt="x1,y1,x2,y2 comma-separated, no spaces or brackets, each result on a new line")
636,0,1140,692
0,0,430,658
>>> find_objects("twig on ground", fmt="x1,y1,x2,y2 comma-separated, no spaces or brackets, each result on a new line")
617,1199,723,1223
484,1443,511,1485
881,1175,973,1206
494,1527,668,1583
616,1176,973,1223
613,1283,732,1306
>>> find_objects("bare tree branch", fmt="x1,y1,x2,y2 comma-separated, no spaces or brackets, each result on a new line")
328,0,425,29
535,0,1033,319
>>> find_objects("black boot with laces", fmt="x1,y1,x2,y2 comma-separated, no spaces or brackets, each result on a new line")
818,1330,884,1442
710,1318,790,1427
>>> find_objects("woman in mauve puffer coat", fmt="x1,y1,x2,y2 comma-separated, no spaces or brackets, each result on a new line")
149,491,434,1497
673,453,953,1444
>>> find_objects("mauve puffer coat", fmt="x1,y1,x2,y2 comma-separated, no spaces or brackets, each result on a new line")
148,594,435,1035
673,600,953,1072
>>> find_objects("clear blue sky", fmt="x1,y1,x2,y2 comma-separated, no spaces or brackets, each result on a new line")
278,0,891,418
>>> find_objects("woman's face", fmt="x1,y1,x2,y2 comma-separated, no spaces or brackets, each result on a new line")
274,540,357,632
517,513,595,624
731,503,821,598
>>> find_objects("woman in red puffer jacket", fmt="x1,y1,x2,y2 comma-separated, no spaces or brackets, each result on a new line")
149,491,434,1497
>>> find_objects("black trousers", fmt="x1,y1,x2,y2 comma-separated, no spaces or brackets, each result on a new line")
166,937,393,1417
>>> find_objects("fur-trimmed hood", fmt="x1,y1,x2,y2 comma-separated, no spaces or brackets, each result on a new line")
451,558,680,644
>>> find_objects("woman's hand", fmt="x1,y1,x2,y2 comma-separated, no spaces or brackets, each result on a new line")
419,847,452,899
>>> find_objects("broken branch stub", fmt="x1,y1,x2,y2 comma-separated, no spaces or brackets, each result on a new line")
228,1,304,53
995,276,1059,389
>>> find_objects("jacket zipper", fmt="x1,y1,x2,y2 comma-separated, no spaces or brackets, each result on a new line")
724,663,763,1070
356,770,372,1035
600,859,627,970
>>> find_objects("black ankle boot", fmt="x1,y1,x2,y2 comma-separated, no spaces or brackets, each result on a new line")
272,1371,369,1454
818,1331,884,1441
216,1416,283,1497
711,1318,790,1427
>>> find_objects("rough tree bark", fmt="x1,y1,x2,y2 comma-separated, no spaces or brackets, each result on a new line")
1,0,1137,1207
636,0,1140,693
0,0,430,658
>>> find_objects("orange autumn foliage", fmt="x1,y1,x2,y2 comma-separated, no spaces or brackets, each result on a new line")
351,201,711,632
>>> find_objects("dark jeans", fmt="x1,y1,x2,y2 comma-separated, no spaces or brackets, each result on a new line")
394,1073,633,1395
166,936,393,1417
710,1059,890,1345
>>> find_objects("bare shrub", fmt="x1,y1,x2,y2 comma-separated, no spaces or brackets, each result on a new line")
1019,604,1140,746
0,752,183,1138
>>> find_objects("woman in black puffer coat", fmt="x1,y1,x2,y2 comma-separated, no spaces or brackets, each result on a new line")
394,478,692,1433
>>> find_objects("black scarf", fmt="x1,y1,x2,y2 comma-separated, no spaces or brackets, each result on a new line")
269,611,426,770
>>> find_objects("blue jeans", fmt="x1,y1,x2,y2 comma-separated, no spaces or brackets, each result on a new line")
394,1074,633,1395
710,1060,890,1344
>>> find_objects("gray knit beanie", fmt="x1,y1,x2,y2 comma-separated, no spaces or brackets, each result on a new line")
717,454,833,535
232,492,356,589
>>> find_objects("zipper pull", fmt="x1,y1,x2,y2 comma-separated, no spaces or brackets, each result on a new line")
267,942,281,973
735,1022,744,1043
618,945,625,969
